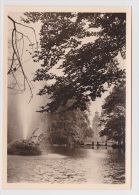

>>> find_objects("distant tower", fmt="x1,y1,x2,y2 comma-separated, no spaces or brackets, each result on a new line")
92,111,102,143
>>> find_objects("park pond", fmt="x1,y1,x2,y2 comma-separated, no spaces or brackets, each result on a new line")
7,146,125,184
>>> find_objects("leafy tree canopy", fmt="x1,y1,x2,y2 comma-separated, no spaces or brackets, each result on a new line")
99,80,125,145
21,12,126,112
46,99,92,145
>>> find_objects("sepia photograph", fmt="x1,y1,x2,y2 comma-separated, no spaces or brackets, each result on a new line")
2,6,131,189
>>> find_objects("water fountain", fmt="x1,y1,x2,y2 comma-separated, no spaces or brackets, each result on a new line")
7,90,46,155
7,128,44,155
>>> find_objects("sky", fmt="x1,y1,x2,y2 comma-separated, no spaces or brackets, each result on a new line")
7,12,126,140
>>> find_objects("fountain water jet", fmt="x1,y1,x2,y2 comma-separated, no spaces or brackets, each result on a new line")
18,91,33,140
8,69,47,155
7,90,46,155
22,109,30,140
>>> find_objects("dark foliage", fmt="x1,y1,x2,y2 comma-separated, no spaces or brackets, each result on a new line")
46,100,92,145
99,81,125,146
21,12,126,111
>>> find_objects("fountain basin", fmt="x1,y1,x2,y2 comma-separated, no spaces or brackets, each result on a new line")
7,140,42,156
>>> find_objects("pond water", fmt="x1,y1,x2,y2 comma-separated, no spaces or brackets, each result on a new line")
7,146,125,184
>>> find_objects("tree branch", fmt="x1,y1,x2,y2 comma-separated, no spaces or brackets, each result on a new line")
8,15,38,103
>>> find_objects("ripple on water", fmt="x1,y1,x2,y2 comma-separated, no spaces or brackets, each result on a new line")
7,147,125,184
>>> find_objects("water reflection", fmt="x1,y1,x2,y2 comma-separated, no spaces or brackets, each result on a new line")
7,146,125,184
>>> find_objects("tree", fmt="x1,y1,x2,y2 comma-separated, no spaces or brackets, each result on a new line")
99,81,125,148
20,12,126,111
46,99,92,145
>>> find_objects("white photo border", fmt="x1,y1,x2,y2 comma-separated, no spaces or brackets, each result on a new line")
0,0,139,194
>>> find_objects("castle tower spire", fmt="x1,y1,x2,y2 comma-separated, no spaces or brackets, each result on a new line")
92,111,101,143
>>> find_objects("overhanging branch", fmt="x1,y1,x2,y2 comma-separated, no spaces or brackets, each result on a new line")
8,15,38,103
